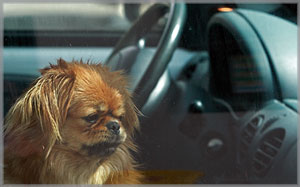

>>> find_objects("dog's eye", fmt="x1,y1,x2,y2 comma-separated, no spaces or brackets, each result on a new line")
82,114,99,124
119,115,124,121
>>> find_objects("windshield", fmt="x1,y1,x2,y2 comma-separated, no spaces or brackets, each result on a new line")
4,3,166,32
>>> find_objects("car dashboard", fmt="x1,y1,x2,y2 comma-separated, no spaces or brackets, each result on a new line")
237,100,297,183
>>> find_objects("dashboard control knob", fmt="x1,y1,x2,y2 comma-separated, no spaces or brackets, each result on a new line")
189,100,204,113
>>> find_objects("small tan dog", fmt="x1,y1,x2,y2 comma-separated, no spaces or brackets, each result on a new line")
4,59,143,184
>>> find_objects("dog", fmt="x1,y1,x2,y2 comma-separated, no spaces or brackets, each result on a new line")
4,59,143,184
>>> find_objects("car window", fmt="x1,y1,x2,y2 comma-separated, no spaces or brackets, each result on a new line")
4,3,167,47
3,2,298,185
4,3,165,32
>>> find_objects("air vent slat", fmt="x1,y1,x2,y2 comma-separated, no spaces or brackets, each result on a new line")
256,149,273,160
253,158,268,168
241,139,250,147
252,128,285,177
260,117,279,133
240,141,248,150
261,142,279,156
255,150,272,166
266,137,283,148
242,130,254,143
273,136,283,143
243,129,253,136
242,133,251,144
249,121,259,129
239,115,264,162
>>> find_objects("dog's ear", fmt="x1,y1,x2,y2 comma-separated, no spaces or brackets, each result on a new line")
110,71,141,153
4,60,75,158
122,88,141,133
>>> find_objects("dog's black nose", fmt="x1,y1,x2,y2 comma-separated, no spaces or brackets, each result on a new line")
106,121,120,135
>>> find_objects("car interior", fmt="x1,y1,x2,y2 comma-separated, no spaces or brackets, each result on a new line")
3,2,298,184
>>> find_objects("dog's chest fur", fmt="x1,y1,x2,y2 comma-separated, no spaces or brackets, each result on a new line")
5,143,142,184
40,148,112,184
5,149,112,184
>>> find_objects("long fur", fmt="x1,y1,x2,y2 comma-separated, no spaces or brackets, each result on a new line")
4,59,143,184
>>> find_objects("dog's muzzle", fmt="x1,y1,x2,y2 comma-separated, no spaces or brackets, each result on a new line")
106,121,120,135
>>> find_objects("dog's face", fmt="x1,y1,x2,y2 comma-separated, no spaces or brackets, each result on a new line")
61,69,128,157
4,59,139,159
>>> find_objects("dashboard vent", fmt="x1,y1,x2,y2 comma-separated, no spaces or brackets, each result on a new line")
260,116,279,133
252,128,285,177
239,115,264,160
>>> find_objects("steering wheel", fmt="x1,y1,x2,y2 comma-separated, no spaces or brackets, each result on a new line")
104,3,186,109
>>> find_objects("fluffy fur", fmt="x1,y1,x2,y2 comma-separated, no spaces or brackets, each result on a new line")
4,59,143,184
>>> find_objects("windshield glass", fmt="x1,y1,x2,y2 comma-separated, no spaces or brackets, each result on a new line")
4,3,166,32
